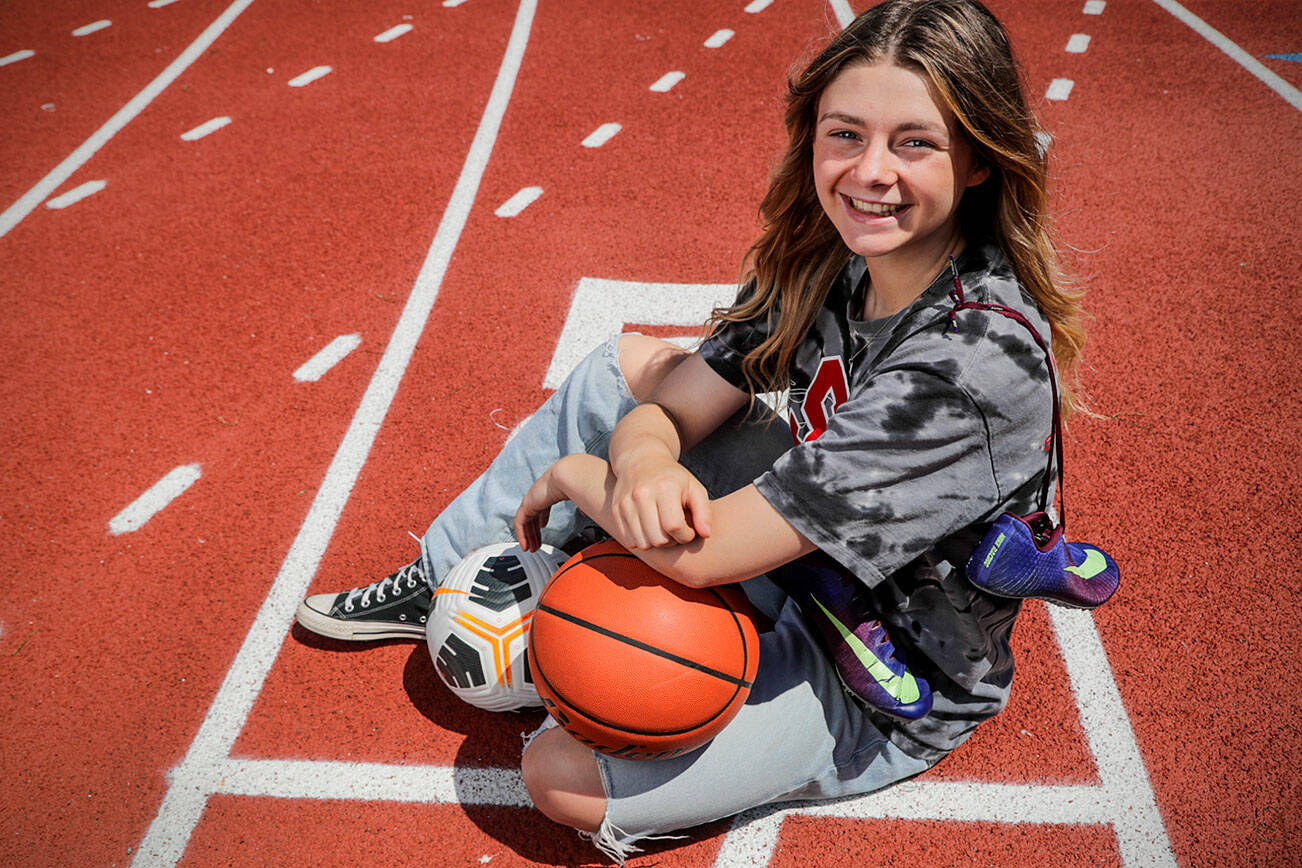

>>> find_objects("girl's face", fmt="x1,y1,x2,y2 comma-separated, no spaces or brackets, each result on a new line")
813,61,989,268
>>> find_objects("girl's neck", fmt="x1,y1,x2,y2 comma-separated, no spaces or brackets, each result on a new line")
861,232,967,321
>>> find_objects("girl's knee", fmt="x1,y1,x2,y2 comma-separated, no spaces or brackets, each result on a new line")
618,334,689,402
521,726,608,832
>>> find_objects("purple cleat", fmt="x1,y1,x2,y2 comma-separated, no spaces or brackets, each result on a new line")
771,557,933,720
966,512,1120,609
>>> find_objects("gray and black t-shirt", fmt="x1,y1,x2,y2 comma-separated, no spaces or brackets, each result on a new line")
700,243,1055,760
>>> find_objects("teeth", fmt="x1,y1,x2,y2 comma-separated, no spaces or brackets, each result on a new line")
848,198,902,216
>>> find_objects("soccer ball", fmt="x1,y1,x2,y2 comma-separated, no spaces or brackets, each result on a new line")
425,541,565,712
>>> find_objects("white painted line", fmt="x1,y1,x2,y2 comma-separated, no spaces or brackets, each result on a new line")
1084,0,1106,13
829,0,855,27
1149,0,1302,111
0,50,35,66
650,70,685,92
1046,78,1075,100
0,0,257,238
150,0,184,7
131,1,538,862
287,65,331,87
109,465,201,535
210,758,530,805
45,179,107,209
1067,33,1091,53
744,0,774,12
73,20,112,36
1049,607,1177,865
443,0,470,6
1035,131,1053,157
374,23,413,43
581,122,621,148
293,334,361,382
180,116,231,141
494,185,542,217
704,29,734,48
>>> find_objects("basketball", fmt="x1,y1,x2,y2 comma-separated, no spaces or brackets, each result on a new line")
527,539,760,760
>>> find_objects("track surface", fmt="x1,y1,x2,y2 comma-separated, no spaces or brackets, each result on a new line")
1,1,1299,866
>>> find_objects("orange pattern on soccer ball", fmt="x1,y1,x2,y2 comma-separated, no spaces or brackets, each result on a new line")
454,610,532,688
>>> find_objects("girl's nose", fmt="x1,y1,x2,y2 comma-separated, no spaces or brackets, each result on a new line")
851,142,897,187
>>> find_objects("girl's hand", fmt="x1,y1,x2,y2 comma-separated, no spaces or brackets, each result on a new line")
513,463,569,552
610,450,712,550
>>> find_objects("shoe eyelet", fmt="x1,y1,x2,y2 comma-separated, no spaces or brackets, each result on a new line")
399,614,407,621
376,592,386,603
344,604,354,613
419,615,427,623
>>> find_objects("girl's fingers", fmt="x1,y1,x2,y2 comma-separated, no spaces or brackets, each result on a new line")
686,484,712,538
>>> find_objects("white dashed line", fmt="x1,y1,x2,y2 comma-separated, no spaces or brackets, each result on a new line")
1084,0,1106,13
1046,78,1075,101
1067,33,1091,53
45,179,107,209
443,0,471,6
0,50,35,66
109,464,202,535
581,122,621,148
288,66,331,87
1035,131,1053,156
744,0,774,12
180,116,232,141
72,20,113,37
650,71,685,92
149,0,183,7
494,186,543,217
704,29,735,48
374,24,413,43
293,334,362,382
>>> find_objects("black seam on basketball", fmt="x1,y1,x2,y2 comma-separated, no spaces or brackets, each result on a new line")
536,602,753,689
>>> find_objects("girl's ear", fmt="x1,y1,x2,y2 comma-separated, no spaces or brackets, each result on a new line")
966,163,992,188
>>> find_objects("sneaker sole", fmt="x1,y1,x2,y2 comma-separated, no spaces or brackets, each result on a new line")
294,598,427,642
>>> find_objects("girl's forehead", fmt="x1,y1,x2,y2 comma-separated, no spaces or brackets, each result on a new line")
818,61,952,127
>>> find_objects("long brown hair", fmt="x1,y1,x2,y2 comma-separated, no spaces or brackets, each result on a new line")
710,0,1088,417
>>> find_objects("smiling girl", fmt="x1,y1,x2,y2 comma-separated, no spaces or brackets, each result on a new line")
297,0,1087,859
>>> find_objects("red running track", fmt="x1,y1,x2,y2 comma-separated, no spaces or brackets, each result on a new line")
0,1,1298,866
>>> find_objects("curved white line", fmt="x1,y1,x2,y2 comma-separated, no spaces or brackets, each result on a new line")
129,1,538,864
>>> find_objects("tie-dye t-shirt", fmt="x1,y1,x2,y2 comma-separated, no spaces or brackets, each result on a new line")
700,243,1055,760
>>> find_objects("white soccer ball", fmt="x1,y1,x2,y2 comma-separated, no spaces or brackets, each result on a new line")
426,541,565,712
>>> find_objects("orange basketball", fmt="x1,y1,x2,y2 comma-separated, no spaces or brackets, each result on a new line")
527,539,760,760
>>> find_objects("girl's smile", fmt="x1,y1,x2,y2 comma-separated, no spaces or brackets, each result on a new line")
813,61,988,306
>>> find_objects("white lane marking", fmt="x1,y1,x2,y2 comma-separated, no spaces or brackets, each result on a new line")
1046,78,1075,100
45,179,107,209
73,20,112,36
1149,0,1302,111
1049,607,1177,865
650,70,685,92
1035,131,1053,156
150,0,184,7
544,279,734,389
0,50,35,66
0,0,257,238
443,0,471,6
109,465,202,535
205,758,530,805
744,0,774,12
131,0,537,862
180,116,231,141
293,334,362,382
1067,33,1091,53
494,185,542,217
581,122,621,148
704,29,734,48
374,23,413,43
287,65,331,87
828,0,855,27
1084,0,1106,13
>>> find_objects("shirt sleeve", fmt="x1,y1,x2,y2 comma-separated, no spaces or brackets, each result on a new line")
753,365,999,587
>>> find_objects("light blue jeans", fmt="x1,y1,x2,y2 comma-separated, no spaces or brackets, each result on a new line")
419,334,934,854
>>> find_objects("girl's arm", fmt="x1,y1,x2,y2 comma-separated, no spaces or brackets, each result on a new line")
606,352,748,549
515,454,816,588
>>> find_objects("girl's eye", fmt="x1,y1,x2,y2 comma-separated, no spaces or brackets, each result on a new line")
902,138,937,149
829,129,859,141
